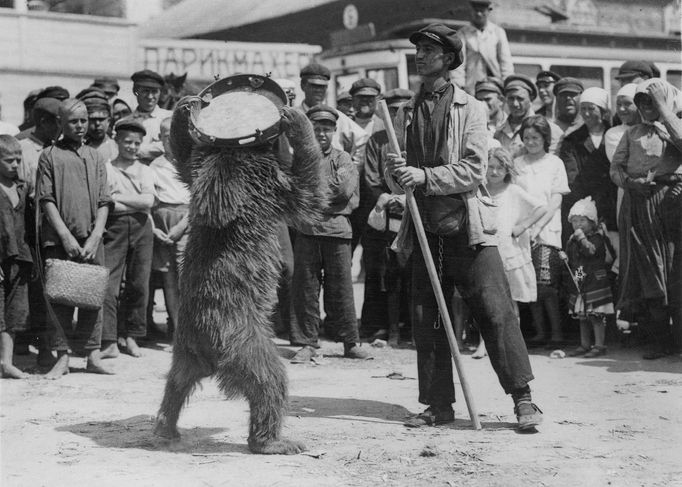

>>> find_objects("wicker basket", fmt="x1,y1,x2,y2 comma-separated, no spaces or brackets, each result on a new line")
43,259,110,310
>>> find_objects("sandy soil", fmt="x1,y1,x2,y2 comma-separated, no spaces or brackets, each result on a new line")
2,280,682,487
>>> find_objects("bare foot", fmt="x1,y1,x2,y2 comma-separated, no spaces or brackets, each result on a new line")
45,354,69,380
100,342,120,359
154,414,180,440
248,437,306,455
37,348,57,368
1,363,29,379
125,337,142,358
85,359,115,375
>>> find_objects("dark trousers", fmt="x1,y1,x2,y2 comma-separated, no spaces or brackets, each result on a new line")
291,233,359,347
1,260,31,333
412,232,534,407
272,222,295,336
43,244,104,351
103,213,153,341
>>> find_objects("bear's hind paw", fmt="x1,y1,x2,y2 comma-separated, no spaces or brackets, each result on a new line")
248,437,306,455
153,414,181,440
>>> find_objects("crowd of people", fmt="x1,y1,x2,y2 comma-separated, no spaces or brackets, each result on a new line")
0,0,680,431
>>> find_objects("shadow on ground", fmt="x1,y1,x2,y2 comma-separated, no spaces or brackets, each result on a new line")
56,415,247,454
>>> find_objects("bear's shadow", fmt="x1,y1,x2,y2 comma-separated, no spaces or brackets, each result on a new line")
56,415,248,454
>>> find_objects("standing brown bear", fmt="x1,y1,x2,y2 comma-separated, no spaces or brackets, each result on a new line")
153,91,321,455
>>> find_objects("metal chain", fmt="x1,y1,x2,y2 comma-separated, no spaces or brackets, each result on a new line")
433,235,444,330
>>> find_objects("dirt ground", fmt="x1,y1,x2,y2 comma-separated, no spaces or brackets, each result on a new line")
2,287,682,487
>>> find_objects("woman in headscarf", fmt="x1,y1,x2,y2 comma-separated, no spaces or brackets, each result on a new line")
610,79,682,359
559,87,618,247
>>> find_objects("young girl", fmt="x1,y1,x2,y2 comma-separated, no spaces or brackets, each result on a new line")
564,197,614,357
474,147,545,358
513,116,571,348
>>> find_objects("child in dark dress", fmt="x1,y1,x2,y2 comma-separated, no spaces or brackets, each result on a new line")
564,197,615,358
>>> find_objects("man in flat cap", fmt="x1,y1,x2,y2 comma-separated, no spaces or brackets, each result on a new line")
359,87,414,344
17,97,60,196
535,70,561,118
386,23,543,431
82,91,117,163
130,69,172,164
495,74,562,157
453,1,513,96
289,105,369,363
336,91,354,120
553,77,584,141
474,76,505,135
614,60,653,87
91,77,120,101
298,62,368,167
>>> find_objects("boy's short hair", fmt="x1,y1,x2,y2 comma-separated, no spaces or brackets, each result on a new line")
159,117,172,132
488,146,516,183
0,134,21,156
519,115,552,152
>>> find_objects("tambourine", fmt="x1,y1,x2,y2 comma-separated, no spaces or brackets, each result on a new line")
186,74,287,148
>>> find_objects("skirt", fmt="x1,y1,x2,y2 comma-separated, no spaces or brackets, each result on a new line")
531,243,562,290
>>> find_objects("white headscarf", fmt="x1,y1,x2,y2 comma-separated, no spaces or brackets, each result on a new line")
616,83,638,100
568,196,598,224
579,87,610,111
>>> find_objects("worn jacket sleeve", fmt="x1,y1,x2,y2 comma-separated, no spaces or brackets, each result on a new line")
327,150,359,212
609,128,630,188
364,132,390,202
335,113,369,166
559,136,580,190
422,98,488,195
36,150,55,207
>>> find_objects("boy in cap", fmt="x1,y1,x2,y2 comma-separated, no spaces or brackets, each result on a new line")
535,70,561,118
350,78,384,134
474,77,505,135
130,69,172,164
290,105,370,363
101,118,157,359
298,62,368,167
386,23,542,430
36,98,113,378
614,61,653,87
336,91,354,119
91,77,120,101
495,74,562,157
453,1,513,95
82,91,118,163
17,97,60,194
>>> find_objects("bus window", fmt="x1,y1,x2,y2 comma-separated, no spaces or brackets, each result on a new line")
550,65,603,88
667,70,681,89
367,68,399,92
513,64,542,80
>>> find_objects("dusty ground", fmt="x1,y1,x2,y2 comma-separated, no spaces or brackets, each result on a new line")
2,286,682,487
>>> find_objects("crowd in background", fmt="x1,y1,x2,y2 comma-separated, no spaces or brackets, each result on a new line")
1,0,681,380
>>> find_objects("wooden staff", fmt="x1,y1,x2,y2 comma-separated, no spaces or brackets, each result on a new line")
376,100,481,430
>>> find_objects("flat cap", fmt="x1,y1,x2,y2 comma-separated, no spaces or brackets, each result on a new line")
76,86,107,100
553,77,584,96
384,88,414,107
536,70,561,84
409,24,463,70
32,97,61,117
350,78,382,97
615,60,653,80
306,104,339,124
336,91,352,103
92,77,120,94
300,63,331,86
504,74,537,100
36,86,70,101
114,117,147,136
131,69,164,89
475,77,504,96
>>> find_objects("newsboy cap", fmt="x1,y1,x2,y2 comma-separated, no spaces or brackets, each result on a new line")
383,88,414,107
504,74,538,101
32,97,61,117
409,23,463,70
131,69,164,89
553,77,584,96
306,104,339,124
614,60,653,80
475,77,504,96
92,77,120,95
36,86,70,101
300,63,331,86
336,91,352,103
114,117,147,136
536,70,561,84
350,78,382,97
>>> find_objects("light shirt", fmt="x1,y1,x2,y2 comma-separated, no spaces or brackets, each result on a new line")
88,136,118,164
453,22,514,95
494,109,563,157
604,125,628,163
18,131,44,197
107,159,157,215
0,120,20,136
513,152,570,249
132,105,173,163
150,154,190,205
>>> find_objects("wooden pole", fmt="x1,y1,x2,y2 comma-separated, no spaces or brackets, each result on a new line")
376,100,481,430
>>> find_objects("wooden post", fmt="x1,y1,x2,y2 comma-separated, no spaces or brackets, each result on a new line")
376,100,481,430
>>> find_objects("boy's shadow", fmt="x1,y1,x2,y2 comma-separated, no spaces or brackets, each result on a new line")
57,415,248,454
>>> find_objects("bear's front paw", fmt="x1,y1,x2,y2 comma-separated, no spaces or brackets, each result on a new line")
280,106,312,141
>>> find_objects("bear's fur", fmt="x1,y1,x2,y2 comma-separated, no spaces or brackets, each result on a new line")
154,100,321,455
